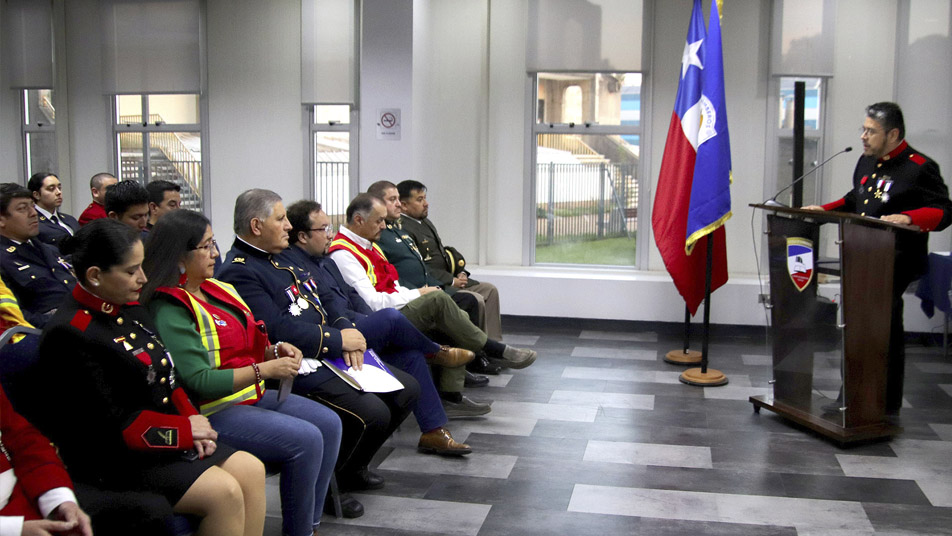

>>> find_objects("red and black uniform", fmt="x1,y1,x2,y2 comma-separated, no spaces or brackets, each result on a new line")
77,202,107,226
14,284,234,504
822,140,952,412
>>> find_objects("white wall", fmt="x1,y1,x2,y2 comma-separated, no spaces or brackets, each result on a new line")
205,0,305,246
359,0,414,187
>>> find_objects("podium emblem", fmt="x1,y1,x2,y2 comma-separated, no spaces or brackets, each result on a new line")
786,238,814,291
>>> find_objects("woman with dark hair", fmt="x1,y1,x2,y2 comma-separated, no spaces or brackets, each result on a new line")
142,209,342,536
26,171,79,247
18,218,267,536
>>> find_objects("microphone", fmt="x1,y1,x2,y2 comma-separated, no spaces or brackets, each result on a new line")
764,146,853,207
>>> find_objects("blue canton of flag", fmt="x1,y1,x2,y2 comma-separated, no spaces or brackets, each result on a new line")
685,0,732,253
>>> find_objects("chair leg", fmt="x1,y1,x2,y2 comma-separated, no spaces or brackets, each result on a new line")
329,474,343,519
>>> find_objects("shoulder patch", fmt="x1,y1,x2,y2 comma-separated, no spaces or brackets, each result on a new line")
910,153,926,165
232,257,246,264
70,310,92,331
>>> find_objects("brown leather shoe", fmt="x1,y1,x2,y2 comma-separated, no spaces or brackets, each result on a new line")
426,346,475,368
418,427,472,456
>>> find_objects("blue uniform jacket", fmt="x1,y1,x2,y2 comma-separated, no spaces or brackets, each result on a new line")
36,211,79,249
279,246,369,323
216,238,346,359
0,236,76,327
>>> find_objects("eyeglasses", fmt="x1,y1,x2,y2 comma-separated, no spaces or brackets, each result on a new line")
859,126,883,136
310,225,334,237
193,238,219,252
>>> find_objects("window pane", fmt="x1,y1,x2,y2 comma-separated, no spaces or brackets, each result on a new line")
149,132,202,210
536,73,641,126
535,133,639,266
313,105,351,125
23,90,55,126
775,137,821,206
314,132,350,226
118,132,144,181
148,94,200,124
778,78,822,130
25,132,57,177
117,95,143,123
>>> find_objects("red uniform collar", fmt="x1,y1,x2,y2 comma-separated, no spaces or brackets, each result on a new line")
72,284,139,316
880,140,908,162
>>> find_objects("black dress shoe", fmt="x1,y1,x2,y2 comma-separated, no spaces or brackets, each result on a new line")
338,468,385,491
324,493,364,518
467,354,503,375
464,370,489,388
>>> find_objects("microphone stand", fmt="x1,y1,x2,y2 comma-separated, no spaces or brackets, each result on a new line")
764,147,853,207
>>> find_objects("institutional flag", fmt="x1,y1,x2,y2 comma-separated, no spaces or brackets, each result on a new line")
651,0,731,315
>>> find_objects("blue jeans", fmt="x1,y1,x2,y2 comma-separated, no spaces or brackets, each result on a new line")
209,391,342,536
357,307,448,432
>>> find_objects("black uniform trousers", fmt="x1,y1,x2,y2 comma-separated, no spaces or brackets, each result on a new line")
292,365,420,475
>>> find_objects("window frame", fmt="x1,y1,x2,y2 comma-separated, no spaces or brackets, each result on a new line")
111,93,208,213
308,104,359,226
526,71,648,269
21,89,57,179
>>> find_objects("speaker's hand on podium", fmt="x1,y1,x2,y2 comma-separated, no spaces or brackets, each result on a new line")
880,213,912,225
801,205,824,211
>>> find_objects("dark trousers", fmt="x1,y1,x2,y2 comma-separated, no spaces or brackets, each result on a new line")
358,307,447,432
292,364,420,475
887,262,920,413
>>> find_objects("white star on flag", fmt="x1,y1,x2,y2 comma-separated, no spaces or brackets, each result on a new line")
681,38,703,79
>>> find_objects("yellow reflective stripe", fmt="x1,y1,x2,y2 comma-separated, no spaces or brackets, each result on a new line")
206,279,250,310
199,380,265,416
372,243,389,262
183,292,222,369
0,297,19,306
331,239,377,286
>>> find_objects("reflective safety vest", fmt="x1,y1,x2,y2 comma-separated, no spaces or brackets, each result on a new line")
156,279,268,415
328,233,401,293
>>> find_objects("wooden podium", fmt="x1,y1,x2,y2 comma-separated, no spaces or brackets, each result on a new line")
749,204,911,443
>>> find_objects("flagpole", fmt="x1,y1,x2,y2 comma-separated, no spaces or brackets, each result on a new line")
679,235,729,386
664,306,702,365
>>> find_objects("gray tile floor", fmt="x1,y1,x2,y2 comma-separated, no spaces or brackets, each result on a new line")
265,317,952,535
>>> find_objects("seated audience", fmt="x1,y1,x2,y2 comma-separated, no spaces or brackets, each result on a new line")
328,195,537,397
0,184,75,327
398,180,506,374
145,180,182,231
284,199,477,450
105,180,150,232
15,219,266,536
216,189,421,517
27,172,79,248
142,209,342,536
78,172,118,226
368,181,498,382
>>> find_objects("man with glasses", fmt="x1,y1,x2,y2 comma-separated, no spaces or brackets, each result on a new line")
804,101,952,415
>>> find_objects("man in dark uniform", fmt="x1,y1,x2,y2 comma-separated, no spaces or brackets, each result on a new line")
805,101,952,415
0,184,75,327
367,181,498,383
27,172,79,248
397,180,505,351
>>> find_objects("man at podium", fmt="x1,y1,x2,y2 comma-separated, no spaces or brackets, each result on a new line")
804,101,952,415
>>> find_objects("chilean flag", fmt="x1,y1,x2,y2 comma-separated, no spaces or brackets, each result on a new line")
651,0,731,315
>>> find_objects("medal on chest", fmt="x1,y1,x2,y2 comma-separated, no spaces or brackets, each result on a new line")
285,284,309,315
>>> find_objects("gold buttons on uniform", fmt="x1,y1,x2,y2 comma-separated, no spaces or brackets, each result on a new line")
129,333,136,340
868,187,873,192
872,174,877,179
161,359,168,367
160,377,167,384
117,317,124,325
147,343,155,350
324,332,330,338
162,397,169,404
322,347,329,354
864,199,869,204
861,212,867,216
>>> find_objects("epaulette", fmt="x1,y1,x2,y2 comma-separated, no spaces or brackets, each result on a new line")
70,310,93,331
5,246,15,253
910,153,926,165
232,257,246,264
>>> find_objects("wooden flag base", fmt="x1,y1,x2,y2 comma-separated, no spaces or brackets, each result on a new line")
679,367,729,386
664,349,702,365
